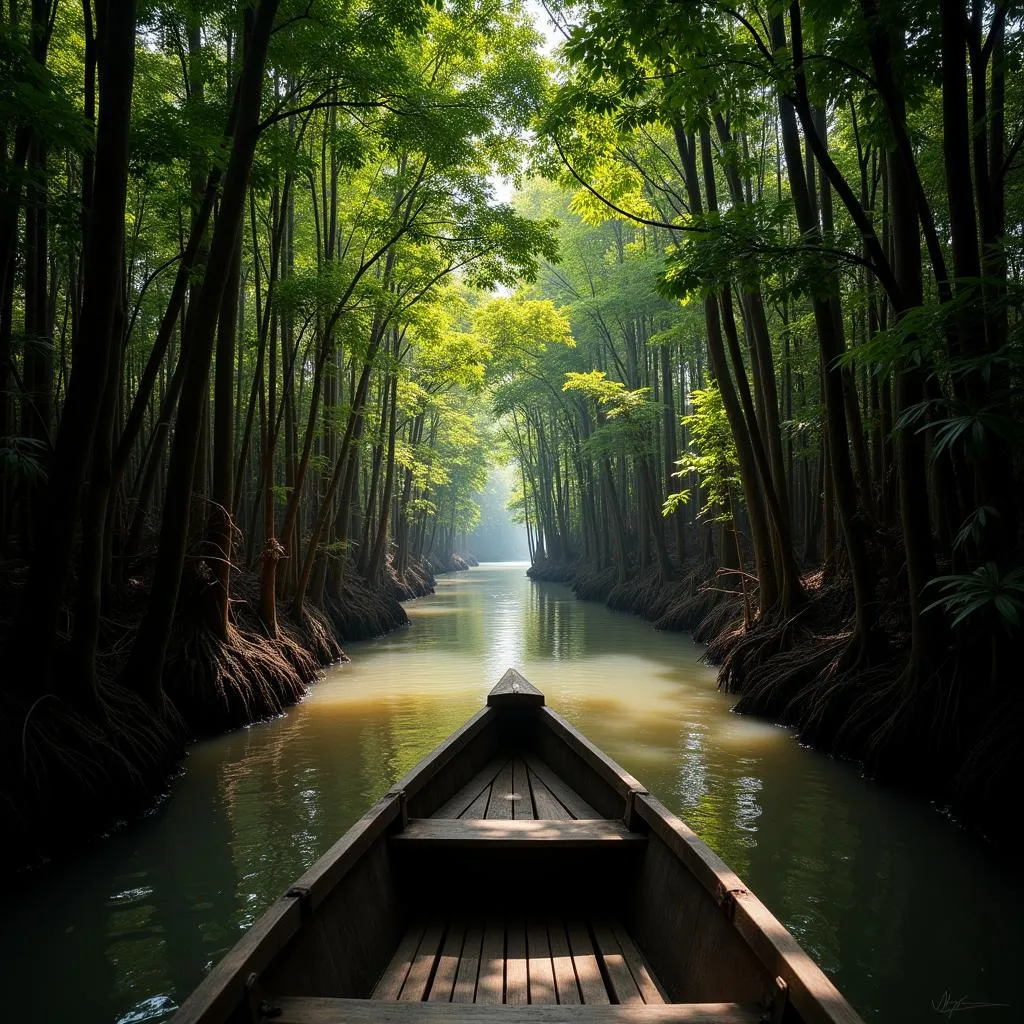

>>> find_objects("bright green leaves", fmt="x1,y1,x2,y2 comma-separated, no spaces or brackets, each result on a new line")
562,370,660,458
475,297,573,364
562,369,649,417
0,15,88,158
665,385,740,524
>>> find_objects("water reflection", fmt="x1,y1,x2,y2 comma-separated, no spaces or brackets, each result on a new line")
1,563,1021,1022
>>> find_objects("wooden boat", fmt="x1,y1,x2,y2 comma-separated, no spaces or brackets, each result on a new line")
172,669,864,1024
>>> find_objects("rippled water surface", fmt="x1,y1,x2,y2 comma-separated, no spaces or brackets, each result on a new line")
4,564,1021,1022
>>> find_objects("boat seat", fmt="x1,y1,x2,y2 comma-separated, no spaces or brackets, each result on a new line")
393,819,645,847
270,996,762,1022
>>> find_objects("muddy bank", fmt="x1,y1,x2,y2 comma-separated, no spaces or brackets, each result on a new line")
425,551,479,574
526,556,1019,850
527,556,735,640
1,556,440,872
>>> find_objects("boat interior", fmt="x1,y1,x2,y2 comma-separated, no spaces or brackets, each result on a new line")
373,751,664,1008
178,673,859,1024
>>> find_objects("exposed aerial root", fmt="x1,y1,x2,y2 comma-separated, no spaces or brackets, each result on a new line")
325,576,409,641
573,565,618,602
391,558,437,601
291,603,345,665
692,597,744,647
1,680,179,870
165,622,308,734
425,551,477,575
0,547,435,869
526,556,579,585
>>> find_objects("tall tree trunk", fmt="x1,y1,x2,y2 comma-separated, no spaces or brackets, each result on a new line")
18,0,140,696
367,368,399,585
208,233,242,638
774,9,876,644
123,0,280,702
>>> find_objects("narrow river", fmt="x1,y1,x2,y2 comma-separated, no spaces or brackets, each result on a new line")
4,564,1021,1022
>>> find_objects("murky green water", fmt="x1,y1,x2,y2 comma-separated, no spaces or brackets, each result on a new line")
3,564,1021,1022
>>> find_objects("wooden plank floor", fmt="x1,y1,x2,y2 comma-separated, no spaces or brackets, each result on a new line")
372,915,667,1005
431,756,599,821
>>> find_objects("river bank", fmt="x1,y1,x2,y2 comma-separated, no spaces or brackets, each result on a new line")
1,553,477,873
526,555,1019,851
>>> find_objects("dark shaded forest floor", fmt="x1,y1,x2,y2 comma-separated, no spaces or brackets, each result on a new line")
527,556,1021,853
0,552,476,872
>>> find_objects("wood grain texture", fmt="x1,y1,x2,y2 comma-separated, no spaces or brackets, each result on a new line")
288,795,402,912
633,795,746,904
612,922,667,1004
393,819,645,847
505,914,529,1005
451,923,483,1004
512,758,532,820
460,786,492,820
538,707,647,798
524,756,599,819
431,759,507,819
527,767,573,820
398,922,444,1001
527,919,556,1005
527,728,623,820
592,920,643,1005
485,760,516,820
626,824,763,1005
427,920,465,1002
728,892,865,1024
276,837,405,998
631,794,864,1023
272,996,762,1022
170,898,302,1024
565,921,610,1005
391,708,495,803
547,919,582,1006
476,918,505,1005
372,921,426,1000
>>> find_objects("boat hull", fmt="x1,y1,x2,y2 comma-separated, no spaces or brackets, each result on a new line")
171,670,864,1024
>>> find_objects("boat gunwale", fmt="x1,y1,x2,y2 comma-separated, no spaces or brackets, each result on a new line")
389,705,496,805
175,705,498,1023
170,893,303,1024
526,702,864,1024
537,704,648,803
634,797,862,1024
289,792,403,911
172,793,404,1023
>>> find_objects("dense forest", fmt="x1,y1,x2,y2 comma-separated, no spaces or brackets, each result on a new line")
1,0,1021,866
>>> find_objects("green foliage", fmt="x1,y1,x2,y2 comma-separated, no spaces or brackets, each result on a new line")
0,437,49,486
666,386,739,523
0,19,88,157
924,565,1024,634
562,370,649,418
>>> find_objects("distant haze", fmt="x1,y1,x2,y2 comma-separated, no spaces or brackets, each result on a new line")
465,466,530,562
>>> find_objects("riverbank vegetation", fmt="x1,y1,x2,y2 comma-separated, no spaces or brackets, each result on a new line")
0,0,554,866
2,0,1020,865
501,1,1023,843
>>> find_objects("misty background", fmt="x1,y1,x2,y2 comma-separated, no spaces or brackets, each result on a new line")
465,465,530,562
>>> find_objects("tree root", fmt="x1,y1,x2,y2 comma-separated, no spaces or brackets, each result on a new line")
164,622,308,734
1,680,179,870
